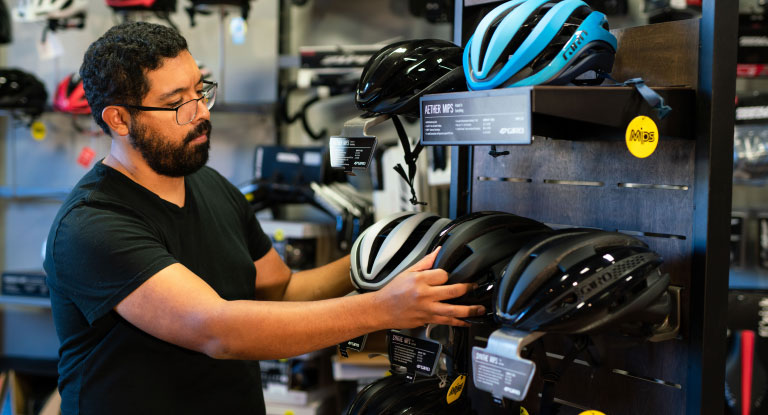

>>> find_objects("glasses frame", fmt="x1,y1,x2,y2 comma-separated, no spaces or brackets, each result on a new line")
115,80,217,126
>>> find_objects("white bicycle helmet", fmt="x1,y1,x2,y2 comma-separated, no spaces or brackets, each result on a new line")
13,0,87,21
350,212,450,292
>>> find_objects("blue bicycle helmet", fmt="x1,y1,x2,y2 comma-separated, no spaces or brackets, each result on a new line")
463,0,618,90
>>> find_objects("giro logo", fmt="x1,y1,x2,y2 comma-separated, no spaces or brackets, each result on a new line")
578,271,617,297
562,30,588,61
499,127,525,135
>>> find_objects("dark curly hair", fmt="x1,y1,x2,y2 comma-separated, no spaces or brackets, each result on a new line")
80,22,188,135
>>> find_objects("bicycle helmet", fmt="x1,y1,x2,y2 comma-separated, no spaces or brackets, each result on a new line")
463,0,618,90
350,211,451,292
105,0,169,9
356,38,467,118
53,72,90,114
0,0,12,44
0,68,47,115
13,0,87,21
497,229,671,334
430,211,552,285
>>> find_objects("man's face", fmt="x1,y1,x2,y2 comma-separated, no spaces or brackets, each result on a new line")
129,50,212,177
128,116,210,177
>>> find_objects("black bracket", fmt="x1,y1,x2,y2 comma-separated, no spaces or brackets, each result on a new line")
489,145,509,158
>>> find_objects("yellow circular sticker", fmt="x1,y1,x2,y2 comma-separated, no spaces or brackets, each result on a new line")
446,375,466,404
521,406,530,415
274,229,285,242
579,411,606,415
30,121,46,141
625,115,659,158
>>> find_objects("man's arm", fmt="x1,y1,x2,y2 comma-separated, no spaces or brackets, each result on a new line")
115,249,484,361
252,248,352,301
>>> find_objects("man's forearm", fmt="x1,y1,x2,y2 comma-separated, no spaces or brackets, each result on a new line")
204,291,385,360
282,255,353,301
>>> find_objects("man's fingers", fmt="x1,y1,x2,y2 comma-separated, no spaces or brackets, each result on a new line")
429,316,472,327
430,282,474,301
408,247,441,272
417,269,450,286
432,303,486,319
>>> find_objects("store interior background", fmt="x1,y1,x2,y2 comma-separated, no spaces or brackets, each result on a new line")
0,0,756,413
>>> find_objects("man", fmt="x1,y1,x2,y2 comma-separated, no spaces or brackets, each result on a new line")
42,22,484,415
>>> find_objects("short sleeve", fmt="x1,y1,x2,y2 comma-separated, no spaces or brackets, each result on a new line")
245,210,272,261
45,205,178,325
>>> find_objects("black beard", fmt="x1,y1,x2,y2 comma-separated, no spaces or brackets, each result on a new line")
129,118,211,177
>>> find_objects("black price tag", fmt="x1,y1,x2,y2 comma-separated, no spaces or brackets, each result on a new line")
472,347,536,402
388,330,442,381
420,88,532,146
338,334,367,358
329,136,377,171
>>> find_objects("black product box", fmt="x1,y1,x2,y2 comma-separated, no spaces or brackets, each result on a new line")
1,271,48,297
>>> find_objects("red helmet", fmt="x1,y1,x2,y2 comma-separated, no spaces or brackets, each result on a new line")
53,73,90,114
105,0,158,9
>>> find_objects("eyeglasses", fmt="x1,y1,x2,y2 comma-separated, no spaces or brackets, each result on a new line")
115,80,217,125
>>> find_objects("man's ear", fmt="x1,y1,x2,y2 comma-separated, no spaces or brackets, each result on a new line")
102,106,131,136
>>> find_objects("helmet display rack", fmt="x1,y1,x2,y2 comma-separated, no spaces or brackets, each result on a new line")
444,1,736,414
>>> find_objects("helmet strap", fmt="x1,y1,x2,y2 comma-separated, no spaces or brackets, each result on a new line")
391,114,426,206
601,74,673,120
536,335,599,415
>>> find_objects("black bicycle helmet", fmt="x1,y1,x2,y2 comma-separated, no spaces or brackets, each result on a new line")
0,68,47,115
350,211,450,292
346,374,412,415
430,211,552,285
463,0,618,90
497,229,671,334
355,38,467,118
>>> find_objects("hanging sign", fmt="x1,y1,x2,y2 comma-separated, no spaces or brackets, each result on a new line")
388,330,442,381
420,88,532,146
625,115,659,158
329,136,377,172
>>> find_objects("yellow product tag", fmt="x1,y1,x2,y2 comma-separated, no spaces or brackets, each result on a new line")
521,406,530,415
30,121,46,141
625,115,659,158
578,411,606,415
274,229,285,242
244,192,254,202
446,375,466,404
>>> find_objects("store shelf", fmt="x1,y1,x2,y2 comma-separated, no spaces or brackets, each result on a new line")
424,85,694,143
0,295,50,308
331,352,389,381
530,85,694,140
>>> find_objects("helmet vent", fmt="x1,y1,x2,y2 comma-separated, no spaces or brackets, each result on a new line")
612,255,645,276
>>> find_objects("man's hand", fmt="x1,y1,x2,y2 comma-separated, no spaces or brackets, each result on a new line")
371,248,485,328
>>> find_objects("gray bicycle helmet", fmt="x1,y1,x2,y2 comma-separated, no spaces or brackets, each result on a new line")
497,229,671,334
350,211,450,292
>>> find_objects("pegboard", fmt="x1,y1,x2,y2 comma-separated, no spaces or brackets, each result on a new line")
452,2,737,414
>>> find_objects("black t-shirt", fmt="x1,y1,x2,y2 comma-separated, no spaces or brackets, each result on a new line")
43,162,273,415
